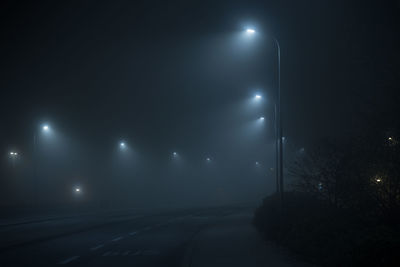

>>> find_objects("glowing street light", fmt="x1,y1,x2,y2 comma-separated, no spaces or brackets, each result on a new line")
120,142,126,148
173,152,178,157
246,28,255,34
42,125,50,132
259,116,265,121
9,151,18,168
254,94,262,100
74,186,82,194
206,157,211,162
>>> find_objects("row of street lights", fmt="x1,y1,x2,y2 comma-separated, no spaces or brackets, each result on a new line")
5,27,285,201
8,127,267,167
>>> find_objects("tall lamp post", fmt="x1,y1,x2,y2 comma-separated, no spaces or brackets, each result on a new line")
246,29,284,204
272,36,284,206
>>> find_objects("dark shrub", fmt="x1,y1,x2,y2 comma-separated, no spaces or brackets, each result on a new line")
254,192,400,266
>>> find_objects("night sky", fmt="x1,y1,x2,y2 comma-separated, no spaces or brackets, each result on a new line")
1,0,399,208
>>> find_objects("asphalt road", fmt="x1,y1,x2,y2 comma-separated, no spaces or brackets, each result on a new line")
0,206,309,267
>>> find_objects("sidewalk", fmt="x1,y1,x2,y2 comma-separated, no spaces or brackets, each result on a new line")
182,212,313,267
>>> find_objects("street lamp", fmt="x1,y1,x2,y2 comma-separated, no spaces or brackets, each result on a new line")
9,151,18,168
259,116,265,121
33,122,53,206
254,94,262,100
34,123,52,149
243,28,284,205
246,28,255,34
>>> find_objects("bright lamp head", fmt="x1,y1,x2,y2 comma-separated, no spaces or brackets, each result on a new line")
246,28,255,34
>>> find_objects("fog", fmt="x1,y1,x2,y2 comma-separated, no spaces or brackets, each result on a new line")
1,0,398,215
0,28,277,211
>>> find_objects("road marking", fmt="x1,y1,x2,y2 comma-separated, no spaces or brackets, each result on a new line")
103,251,112,256
58,256,80,264
90,244,104,251
133,250,141,255
143,250,160,255
112,236,123,242
129,231,137,236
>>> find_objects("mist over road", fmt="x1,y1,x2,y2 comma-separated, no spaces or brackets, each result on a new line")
0,205,308,267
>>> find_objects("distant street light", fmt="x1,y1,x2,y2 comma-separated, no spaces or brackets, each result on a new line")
255,161,260,166
33,122,53,206
119,142,126,149
206,157,211,162
259,116,265,121
9,151,18,168
254,94,262,100
34,123,53,150
173,152,178,157
74,186,82,194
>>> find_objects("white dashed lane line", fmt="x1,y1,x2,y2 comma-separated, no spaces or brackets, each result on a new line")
112,236,124,242
122,250,131,256
58,256,80,264
102,250,141,257
90,244,105,251
87,217,185,258
102,251,112,257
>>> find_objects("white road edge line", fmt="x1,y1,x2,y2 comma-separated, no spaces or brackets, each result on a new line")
58,256,80,264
